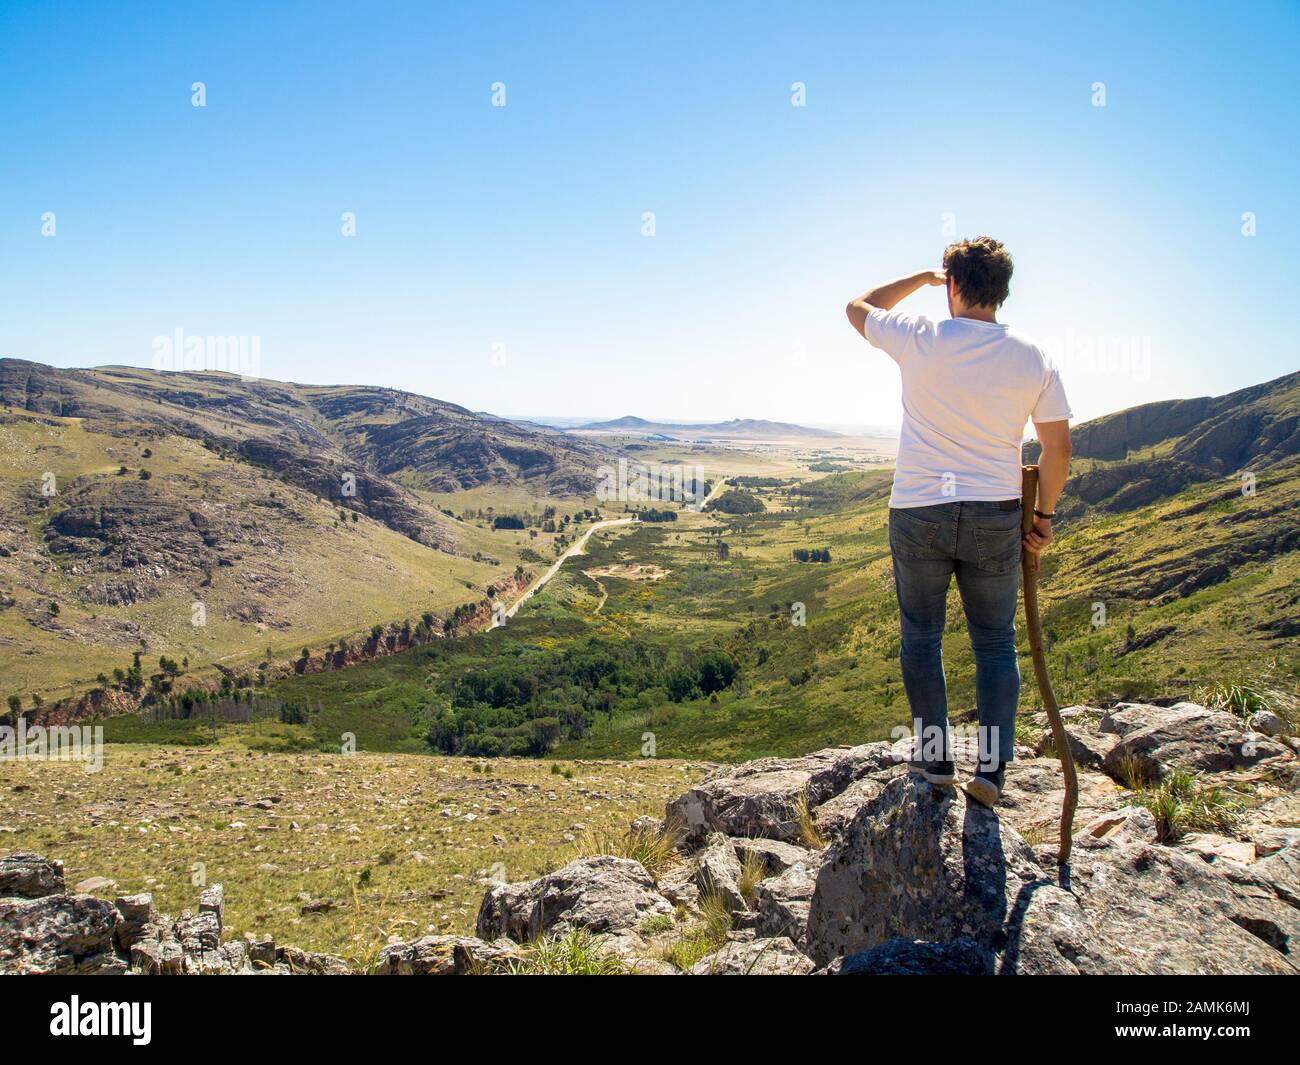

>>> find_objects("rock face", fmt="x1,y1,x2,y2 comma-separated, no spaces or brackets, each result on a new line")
805,776,1089,973
476,855,673,942
0,858,349,976
694,834,747,914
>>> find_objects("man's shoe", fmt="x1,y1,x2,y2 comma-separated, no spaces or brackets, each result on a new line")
908,759,956,786
964,764,1006,807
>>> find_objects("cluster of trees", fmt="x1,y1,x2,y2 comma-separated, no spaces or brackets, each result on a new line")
146,688,297,724
792,547,833,563
468,506,601,534
423,639,740,757
637,508,677,523
707,489,763,515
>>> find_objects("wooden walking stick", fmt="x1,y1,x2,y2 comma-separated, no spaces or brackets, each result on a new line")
1021,464,1078,864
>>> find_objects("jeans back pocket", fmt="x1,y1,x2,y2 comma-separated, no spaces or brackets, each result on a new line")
889,509,943,560
972,521,1022,573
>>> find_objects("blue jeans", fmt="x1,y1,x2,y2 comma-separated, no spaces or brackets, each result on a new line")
889,501,1021,766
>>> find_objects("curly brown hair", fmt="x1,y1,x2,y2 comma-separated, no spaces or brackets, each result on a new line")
942,236,1013,309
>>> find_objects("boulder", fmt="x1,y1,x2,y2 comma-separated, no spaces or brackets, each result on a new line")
824,937,997,975
694,834,747,913
476,855,673,943
665,744,902,848
813,770,901,841
375,934,522,975
274,945,349,975
731,837,814,877
245,934,277,968
175,909,225,974
198,884,225,929
1039,723,1119,769
0,852,352,976
0,893,126,974
128,933,184,975
666,768,810,847
113,893,158,950
690,935,815,975
1249,710,1284,737
0,853,65,899
752,860,817,947
1099,702,1288,780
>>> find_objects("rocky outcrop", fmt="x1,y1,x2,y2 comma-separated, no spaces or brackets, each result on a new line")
665,742,903,847
752,860,817,947
476,855,674,943
450,699,1298,975
0,853,65,899
1099,702,1288,780
0,858,349,975
0,893,128,975
6,700,1297,977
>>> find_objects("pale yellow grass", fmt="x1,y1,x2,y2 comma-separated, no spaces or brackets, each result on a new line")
0,742,704,969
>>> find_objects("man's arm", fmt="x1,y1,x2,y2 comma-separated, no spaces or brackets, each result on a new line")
845,268,945,336
1024,419,1072,555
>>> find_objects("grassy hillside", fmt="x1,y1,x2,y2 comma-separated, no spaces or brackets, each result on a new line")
0,408,546,700
0,358,631,702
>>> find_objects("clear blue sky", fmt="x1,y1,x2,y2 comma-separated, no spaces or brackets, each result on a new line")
2,1,1296,427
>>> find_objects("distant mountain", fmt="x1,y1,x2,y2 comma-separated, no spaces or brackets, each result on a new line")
574,416,842,440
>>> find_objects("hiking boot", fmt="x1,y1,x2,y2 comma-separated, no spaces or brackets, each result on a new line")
908,759,956,786
964,764,1006,807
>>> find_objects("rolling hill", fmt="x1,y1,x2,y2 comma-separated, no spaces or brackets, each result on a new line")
0,358,615,701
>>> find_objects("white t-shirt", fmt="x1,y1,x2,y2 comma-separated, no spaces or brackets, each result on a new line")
863,310,1072,508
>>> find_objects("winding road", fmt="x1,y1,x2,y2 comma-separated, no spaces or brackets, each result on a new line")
496,516,636,624
495,476,727,626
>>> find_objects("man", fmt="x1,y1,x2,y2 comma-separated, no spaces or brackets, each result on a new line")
845,236,1072,807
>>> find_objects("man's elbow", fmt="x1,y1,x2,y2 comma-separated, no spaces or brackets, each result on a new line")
845,300,869,332
1043,438,1072,462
